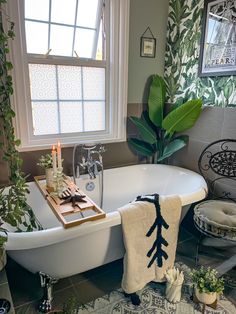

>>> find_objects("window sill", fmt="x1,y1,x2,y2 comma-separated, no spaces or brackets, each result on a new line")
17,133,127,152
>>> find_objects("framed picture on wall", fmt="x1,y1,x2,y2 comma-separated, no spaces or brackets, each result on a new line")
199,0,236,77
140,37,156,58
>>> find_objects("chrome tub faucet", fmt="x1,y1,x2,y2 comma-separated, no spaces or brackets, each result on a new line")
73,144,105,180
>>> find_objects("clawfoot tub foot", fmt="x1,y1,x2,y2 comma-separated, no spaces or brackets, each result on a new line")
38,271,58,313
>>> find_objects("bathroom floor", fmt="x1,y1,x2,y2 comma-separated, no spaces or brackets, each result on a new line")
5,226,236,313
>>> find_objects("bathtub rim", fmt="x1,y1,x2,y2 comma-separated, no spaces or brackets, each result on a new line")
3,164,207,251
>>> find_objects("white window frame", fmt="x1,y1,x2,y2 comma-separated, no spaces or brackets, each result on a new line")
7,0,129,151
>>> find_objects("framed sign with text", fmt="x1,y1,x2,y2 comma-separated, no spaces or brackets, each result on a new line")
199,0,236,77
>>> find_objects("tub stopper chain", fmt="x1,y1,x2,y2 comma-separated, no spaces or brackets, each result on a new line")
38,271,58,313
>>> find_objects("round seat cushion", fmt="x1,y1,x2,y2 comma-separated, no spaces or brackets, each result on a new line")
194,200,236,240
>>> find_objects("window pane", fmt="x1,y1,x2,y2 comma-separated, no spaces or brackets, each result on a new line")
25,0,49,21
77,0,99,28
32,102,59,135
57,66,82,100
74,29,95,58
50,25,74,56
84,101,105,131
60,102,83,133
29,64,106,135
25,21,48,54
83,67,105,100
29,64,57,100
51,0,76,25
96,20,103,60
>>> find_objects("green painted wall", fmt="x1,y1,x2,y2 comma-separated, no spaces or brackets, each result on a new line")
128,0,169,103
164,0,236,107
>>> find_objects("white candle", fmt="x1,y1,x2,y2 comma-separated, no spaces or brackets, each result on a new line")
52,145,57,174
57,141,62,169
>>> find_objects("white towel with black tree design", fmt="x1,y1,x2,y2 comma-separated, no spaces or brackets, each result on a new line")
118,194,182,294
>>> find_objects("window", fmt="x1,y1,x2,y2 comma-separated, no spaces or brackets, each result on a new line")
7,0,129,150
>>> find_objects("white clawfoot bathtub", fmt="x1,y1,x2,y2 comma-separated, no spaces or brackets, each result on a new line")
5,164,207,278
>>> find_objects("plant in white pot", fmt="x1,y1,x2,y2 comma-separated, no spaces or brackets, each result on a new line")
37,154,54,189
191,266,224,305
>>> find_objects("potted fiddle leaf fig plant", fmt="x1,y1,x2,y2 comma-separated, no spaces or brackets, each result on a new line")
190,266,224,305
128,75,203,163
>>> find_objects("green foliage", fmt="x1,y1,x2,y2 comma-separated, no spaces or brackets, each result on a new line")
162,99,202,136
128,74,202,163
0,1,42,247
148,75,166,127
164,0,235,107
37,154,53,169
129,116,156,145
190,266,224,294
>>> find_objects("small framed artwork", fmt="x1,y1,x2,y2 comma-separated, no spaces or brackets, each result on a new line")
140,37,156,58
199,0,236,77
140,27,156,58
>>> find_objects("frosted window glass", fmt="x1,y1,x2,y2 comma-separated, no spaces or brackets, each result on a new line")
77,0,99,28
25,0,49,21
51,0,76,25
84,101,105,131
57,66,82,100
83,67,105,100
74,29,95,58
50,25,74,56
25,21,48,54
32,102,59,135
29,64,57,100
60,102,83,133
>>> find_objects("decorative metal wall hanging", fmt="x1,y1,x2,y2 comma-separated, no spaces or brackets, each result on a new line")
140,27,156,58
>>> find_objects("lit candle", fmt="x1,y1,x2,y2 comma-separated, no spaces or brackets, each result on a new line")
57,141,62,169
52,145,57,174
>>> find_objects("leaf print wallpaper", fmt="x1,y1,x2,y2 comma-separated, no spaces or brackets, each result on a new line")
164,0,236,107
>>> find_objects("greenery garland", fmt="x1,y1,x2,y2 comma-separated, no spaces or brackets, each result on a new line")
0,0,42,245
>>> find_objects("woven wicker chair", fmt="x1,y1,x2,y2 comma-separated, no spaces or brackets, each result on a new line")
193,139,236,275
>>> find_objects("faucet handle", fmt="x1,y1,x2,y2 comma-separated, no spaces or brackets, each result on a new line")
80,156,86,168
98,145,106,154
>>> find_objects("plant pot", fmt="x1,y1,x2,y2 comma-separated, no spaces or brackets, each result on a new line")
0,247,7,271
195,287,217,305
46,168,54,189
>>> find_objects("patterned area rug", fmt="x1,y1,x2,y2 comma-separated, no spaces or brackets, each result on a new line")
77,263,236,314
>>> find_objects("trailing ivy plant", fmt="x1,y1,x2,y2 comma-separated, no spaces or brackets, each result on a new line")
0,0,42,246
128,75,202,163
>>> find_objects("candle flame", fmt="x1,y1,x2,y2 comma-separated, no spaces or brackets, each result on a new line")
57,141,61,147
52,145,56,151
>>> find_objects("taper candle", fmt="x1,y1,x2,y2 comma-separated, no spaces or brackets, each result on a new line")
57,141,62,169
52,145,57,173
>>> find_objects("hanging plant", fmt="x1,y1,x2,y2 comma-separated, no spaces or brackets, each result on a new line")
0,0,42,245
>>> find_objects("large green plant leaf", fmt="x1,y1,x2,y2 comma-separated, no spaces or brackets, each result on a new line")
128,138,154,157
129,116,156,144
148,75,166,127
162,99,202,135
158,137,188,161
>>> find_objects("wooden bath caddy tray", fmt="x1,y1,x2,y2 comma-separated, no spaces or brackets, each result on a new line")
34,175,106,228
